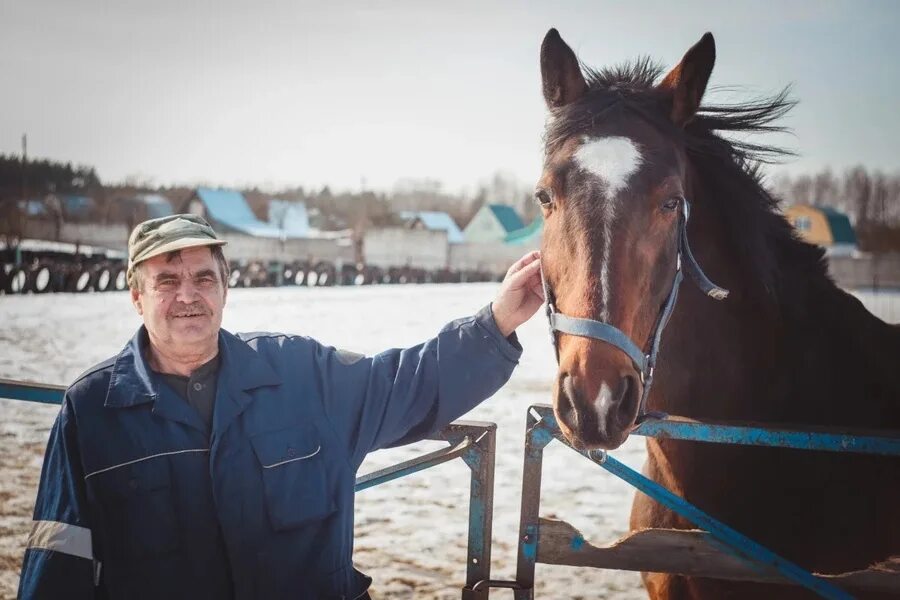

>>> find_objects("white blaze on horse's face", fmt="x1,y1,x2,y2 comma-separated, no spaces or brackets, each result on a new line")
573,136,644,321
595,381,615,416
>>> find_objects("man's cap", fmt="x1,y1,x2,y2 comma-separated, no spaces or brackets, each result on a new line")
127,214,227,285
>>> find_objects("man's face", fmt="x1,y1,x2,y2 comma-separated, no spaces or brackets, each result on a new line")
131,247,226,354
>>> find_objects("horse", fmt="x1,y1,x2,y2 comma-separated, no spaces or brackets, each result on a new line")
535,28,900,599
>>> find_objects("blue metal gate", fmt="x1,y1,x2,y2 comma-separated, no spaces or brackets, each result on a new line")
504,404,900,599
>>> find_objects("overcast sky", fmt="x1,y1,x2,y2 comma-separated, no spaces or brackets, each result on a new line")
2,0,899,194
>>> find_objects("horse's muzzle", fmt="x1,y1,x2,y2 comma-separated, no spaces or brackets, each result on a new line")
555,371,641,450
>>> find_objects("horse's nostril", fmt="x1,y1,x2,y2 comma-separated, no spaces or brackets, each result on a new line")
614,374,640,429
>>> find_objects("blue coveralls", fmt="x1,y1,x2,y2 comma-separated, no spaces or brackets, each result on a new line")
18,305,521,599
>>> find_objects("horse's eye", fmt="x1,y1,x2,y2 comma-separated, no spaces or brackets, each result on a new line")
535,189,553,206
662,197,681,211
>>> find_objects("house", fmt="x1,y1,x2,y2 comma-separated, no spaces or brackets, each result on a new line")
59,194,96,221
185,188,286,238
107,193,173,225
132,194,173,220
269,200,311,238
399,210,465,243
785,204,858,256
463,204,525,243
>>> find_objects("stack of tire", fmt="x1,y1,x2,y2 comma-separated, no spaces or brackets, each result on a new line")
0,261,127,294
277,261,338,287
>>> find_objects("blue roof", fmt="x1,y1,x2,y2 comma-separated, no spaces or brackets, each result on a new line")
400,210,464,243
61,194,94,218
269,200,311,237
196,188,285,238
487,204,525,233
19,199,47,216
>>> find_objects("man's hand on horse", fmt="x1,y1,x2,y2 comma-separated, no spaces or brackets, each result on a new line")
492,251,544,337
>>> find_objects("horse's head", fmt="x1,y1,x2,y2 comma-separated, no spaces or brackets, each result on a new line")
537,29,718,450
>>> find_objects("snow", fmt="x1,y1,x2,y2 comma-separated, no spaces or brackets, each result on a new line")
0,284,896,599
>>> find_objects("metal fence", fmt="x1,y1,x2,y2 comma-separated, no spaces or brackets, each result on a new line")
4,380,900,598
503,404,900,599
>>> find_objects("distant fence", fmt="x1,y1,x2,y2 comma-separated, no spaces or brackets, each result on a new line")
828,253,900,290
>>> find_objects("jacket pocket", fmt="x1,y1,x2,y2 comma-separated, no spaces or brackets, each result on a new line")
98,458,180,560
250,426,335,531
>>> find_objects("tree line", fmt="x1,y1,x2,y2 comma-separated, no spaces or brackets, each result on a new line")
3,153,898,252
0,153,538,238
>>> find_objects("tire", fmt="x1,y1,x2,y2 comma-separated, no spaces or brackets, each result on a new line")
228,268,242,288
113,268,128,291
6,267,27,294
283,266,295,286
94,266,113,292
292,262,309,286
314,262,335,287
68,267,94,293
28,264,53,293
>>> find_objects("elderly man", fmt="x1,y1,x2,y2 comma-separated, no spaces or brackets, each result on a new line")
19,214,543,599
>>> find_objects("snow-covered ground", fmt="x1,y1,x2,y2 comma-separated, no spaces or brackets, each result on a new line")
0,285,896,599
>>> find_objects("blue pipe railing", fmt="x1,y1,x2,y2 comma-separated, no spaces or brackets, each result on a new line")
632,416,900,456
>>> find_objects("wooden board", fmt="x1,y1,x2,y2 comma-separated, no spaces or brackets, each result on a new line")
537,517,900,593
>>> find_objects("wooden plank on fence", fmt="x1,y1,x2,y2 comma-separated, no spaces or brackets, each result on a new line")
537,517,900,593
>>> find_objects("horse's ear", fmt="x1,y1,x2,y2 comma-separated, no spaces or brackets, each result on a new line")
541,28,587,109
658,32,716,127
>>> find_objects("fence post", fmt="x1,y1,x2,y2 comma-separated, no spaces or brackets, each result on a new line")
512,408,554,600
441,423,495,600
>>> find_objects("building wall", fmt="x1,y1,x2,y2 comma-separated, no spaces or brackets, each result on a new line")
23,220,130,251
449,240,537,273
363,228,448,270
464,206,507,243
784,205,833,245
219,233,353,264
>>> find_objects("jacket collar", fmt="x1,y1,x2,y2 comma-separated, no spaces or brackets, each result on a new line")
105,327,281,409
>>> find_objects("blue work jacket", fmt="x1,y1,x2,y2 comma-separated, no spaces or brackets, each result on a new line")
19,305,521,599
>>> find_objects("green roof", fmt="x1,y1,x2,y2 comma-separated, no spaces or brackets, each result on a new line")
487,204,525,233
504,214,543,245
818,206,857,245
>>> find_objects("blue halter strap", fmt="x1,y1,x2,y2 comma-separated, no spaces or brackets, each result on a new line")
540,199,729,424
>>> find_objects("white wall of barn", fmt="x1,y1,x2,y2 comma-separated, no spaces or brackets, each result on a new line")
363,228,449,270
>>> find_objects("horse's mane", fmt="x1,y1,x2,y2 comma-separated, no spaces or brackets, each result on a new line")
544,59,833,310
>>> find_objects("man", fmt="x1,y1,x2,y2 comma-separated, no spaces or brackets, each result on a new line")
19,214,543,599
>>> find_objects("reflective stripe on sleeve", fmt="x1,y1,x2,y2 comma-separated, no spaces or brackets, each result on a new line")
26,520,93,560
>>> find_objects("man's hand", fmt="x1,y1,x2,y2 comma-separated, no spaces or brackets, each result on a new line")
491,251,544,337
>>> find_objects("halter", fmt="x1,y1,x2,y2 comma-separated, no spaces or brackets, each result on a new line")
540,199,729,424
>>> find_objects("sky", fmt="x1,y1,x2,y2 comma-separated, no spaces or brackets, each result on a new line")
2,0,899,194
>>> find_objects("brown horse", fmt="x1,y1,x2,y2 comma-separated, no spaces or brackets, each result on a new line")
535,28,900,599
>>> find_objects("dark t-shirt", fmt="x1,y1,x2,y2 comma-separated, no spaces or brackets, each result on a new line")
156,354,220,433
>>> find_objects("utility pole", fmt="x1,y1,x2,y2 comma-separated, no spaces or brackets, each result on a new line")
21,133,27,202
